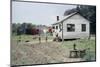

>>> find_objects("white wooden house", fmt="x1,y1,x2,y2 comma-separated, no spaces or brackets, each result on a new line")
52,12,90,40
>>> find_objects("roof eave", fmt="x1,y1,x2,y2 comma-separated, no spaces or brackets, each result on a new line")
52,12,78,25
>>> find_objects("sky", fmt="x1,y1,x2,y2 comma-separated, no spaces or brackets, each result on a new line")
12,1,77,26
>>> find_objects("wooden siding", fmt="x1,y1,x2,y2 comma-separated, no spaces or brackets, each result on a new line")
53,13,90,39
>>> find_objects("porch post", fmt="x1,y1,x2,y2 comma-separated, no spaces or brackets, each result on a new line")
62,22,64,42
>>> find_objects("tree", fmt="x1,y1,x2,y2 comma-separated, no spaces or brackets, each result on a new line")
12,23,21,35
77,5,96,23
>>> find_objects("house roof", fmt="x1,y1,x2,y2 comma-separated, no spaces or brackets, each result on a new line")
52,12,91,25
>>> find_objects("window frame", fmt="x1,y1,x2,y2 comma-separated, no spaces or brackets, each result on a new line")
56,26,58,30
67,24,75,32
81,24,86,32
52,26,55,29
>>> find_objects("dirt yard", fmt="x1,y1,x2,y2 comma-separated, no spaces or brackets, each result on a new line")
11,35,96,66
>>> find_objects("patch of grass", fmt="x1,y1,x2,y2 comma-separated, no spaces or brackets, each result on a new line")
83,50,96,61
62,38,95,50
12,34,53,43
61,37,96,61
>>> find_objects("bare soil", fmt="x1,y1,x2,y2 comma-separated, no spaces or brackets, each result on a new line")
11,40,84,65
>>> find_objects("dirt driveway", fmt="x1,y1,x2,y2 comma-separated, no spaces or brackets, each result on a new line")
11,40,83,65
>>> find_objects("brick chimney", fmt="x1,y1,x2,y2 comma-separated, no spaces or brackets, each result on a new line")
57,16,59,21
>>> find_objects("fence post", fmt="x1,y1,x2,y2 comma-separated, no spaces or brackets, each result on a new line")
46,36,47,42
39,35,41,43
